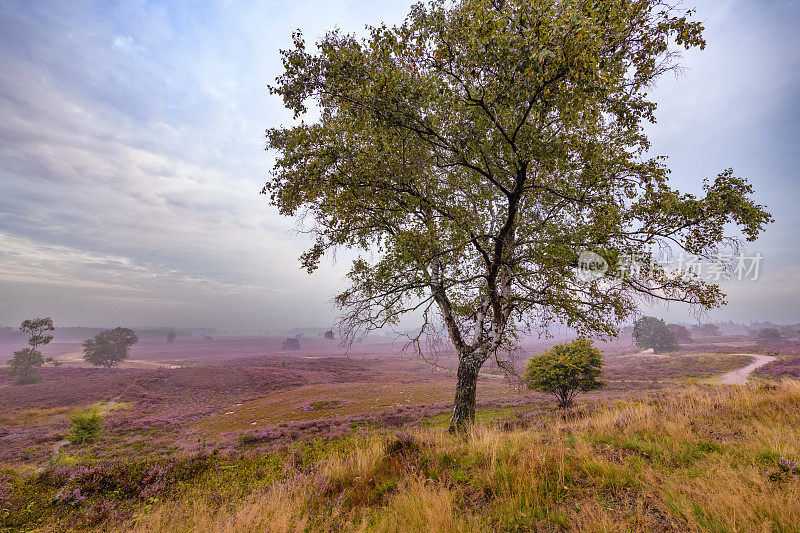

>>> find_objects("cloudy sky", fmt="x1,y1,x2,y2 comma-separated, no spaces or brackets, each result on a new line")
1,0,798,331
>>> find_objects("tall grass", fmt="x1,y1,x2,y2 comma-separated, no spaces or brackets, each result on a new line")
113,380,800,532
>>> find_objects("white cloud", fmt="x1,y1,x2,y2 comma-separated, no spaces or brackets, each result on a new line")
112,35,135,52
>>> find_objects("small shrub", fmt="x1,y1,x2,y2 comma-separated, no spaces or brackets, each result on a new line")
69,412,103,444
524,338,605,408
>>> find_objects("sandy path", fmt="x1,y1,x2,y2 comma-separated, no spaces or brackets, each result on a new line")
717,354,777,385
57,350,180,368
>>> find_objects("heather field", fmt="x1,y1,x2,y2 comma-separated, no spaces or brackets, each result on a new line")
2,338,799,531
2,0,797,529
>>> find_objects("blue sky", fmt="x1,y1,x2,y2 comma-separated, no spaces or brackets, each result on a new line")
0,0,798,330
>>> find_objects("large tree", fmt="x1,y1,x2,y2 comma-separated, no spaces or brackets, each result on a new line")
83,328,139,368
668,323,693,344
264,0,771,430
633,316,679,354
692,323,720,336
755,328,783,346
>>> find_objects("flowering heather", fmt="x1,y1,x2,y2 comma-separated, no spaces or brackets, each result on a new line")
2,338,797,531
0,380,798,531
0,422,66,464
0,367,137,409
232,403,453,450
0,473,11,504
684,341,800,356
768,456,800,482
602,352,755,381
754,355,800,379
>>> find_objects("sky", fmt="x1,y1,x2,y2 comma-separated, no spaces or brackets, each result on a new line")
0,0,798,331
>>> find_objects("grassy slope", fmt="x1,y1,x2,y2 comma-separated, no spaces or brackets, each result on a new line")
6,381,799,532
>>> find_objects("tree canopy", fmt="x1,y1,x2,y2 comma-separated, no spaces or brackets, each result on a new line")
632,316,679,353
668,323,692,344
82,328,139,368
7,317,57,385
693,323,720,336
524,338,604,408
755,328,783,346
20,318,55,350
264,0,771,430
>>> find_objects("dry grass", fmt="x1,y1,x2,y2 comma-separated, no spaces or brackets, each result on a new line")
0,406,74,426
115,381,800,532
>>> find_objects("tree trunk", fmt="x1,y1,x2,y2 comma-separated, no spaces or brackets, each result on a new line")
449,357,481,432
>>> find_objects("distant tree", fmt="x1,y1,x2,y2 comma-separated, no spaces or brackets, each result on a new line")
324,330,335,340
668,324,693,344
755,328,783,346
524,339,604,408
779,325,798,340
82,327,139,368
264,0,771,430
6,317,58,385
282,337,300,351
692,323,721,336
167,331,176,343
633,317,679,354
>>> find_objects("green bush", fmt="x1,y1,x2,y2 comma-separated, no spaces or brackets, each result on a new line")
68,411,102,444
309,400,342,410
524,338,605,408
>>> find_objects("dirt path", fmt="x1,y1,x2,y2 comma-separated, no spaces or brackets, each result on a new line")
57,350,181,368
716,353,777,385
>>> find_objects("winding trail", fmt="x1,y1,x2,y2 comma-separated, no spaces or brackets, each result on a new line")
716,353,777,385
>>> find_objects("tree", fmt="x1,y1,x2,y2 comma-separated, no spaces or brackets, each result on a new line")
324,330,335,340
779,325,798,340
632,316,679,354
6,317,57,384
755,328,783,346
82,328,139,368
282,337,301,351
692,323,720,336
264,0,771,431
523,339,604,408
668,324,693,344
167,331,176,343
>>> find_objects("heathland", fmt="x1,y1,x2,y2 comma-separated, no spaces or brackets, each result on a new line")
1,335,799,531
